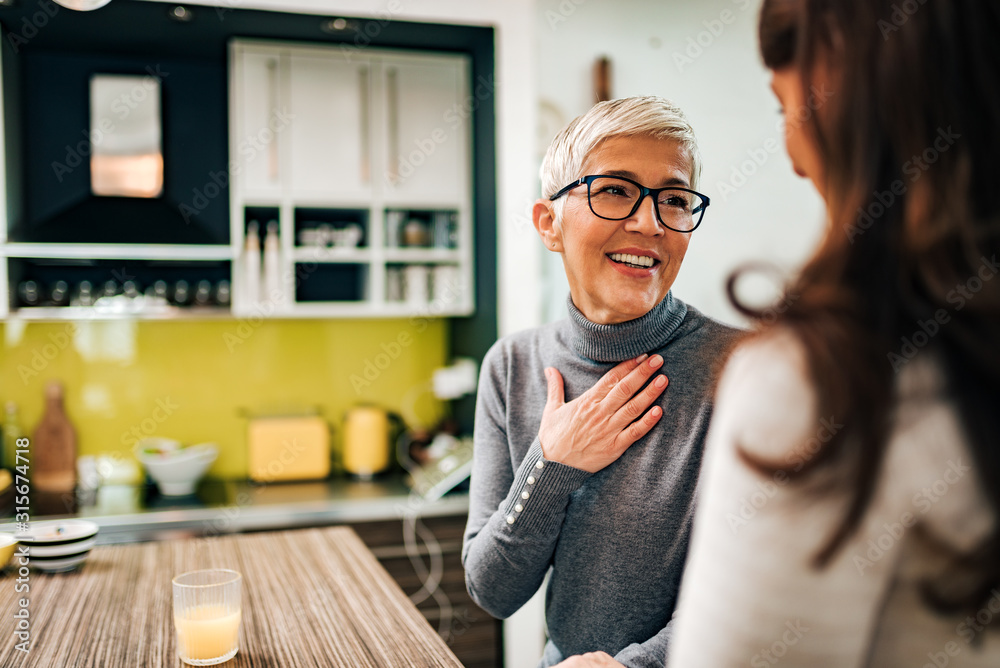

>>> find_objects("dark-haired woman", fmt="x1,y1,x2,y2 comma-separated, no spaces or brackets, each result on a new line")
555,0,1000,667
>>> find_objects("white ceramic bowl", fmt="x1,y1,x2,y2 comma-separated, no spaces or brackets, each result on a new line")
18,520,99,573
136,442,218,496
134,437,182,456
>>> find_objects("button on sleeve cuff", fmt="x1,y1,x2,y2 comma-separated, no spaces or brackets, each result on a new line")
500,438,592,533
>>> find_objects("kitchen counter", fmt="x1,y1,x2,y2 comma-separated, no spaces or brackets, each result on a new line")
0,474,469,544
0,526,464,667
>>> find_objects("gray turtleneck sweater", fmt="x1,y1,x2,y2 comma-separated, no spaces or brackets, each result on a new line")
462,293,742,667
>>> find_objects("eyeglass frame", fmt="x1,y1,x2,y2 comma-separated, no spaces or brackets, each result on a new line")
548,174,711,233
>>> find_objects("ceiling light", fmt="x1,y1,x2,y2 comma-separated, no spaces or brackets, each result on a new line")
321,18,354,33
169,5,192,22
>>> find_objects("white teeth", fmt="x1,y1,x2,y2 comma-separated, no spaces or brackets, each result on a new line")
609,253,655,268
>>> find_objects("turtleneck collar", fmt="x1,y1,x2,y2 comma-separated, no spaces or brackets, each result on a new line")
565,292,689,363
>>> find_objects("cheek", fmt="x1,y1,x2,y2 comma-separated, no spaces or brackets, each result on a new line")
783,126,811,177
563,218,611,258
667,232,691,259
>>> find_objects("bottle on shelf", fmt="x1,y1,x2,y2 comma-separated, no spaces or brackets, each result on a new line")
18,280,40,307
173,280,191,306
244,220,261,307
386,266,404,302
50,280,70,306
122,280,141,299
146,280,169,302
433,211,459,249
194,280,213,306
73,280,95,307
263,220,281,303
385,210,405,248
214,280,232,306
2,402,23,470
32,381,77,493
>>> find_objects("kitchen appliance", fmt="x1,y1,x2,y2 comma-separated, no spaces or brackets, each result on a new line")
342,406,401,479
247,414,330,482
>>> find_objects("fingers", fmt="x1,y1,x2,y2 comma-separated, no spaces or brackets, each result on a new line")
613,371,668,428
592,354,649,401
556,653,622,668
602,353,665,409
618,403,663,448
544,367,565,411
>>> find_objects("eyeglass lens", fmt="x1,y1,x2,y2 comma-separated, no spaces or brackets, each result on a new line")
587,177,703,232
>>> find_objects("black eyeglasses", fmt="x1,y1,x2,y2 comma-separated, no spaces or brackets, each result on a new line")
549,174,710,233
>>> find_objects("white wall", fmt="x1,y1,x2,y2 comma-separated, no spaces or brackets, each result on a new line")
534,0,825,325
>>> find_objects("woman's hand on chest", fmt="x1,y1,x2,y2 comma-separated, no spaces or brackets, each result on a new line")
538,353,669,473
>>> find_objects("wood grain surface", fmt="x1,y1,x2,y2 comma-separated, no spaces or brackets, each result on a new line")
0,527,464,667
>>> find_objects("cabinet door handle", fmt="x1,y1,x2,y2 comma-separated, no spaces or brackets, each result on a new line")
386,66,399,185
267,57,280,183
359,65,370,185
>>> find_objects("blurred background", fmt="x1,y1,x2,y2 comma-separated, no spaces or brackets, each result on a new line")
0,1,823,666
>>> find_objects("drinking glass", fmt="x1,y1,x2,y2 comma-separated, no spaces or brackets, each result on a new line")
172,569,242,666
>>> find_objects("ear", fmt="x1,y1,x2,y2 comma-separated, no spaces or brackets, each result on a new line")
532,199,563,252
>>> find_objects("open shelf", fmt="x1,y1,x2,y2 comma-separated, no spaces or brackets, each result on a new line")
8,305,232,321
383,248,461,263
295,263,369,303
2,243,234,261
291,247,372,263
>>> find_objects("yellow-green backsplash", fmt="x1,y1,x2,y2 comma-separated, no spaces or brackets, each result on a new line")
0,318,448,479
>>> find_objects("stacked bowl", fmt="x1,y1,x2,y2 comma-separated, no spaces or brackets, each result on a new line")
18,520,99,572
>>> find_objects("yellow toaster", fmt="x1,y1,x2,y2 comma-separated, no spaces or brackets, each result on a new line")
247,415,330,482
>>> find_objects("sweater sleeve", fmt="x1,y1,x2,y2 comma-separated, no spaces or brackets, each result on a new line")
668,332,901,667
462,341,593,619
613,616,675,668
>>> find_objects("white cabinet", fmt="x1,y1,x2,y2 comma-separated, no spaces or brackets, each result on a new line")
380,55,466,206
232,47,284,199
287,49,372,201
228,40,474,319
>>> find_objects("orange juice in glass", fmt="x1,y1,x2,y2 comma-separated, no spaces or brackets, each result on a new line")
172,569,242,665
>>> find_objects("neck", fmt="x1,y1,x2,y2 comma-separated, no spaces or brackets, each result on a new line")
565,292,688,363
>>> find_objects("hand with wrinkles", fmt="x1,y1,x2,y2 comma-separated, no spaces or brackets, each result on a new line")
539,353,668,473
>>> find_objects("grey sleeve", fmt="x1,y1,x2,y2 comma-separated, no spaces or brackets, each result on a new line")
613,616,675,668
461,343,592,619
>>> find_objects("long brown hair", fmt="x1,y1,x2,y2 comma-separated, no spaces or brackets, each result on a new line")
738,0,1000,612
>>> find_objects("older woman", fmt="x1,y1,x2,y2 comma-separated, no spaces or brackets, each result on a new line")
462,96,742,667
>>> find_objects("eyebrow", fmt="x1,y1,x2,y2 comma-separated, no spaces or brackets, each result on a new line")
602,169,690,188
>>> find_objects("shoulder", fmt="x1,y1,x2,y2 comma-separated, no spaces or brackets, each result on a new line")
712,327,818,460
480,321,565,378
675,302,746,354
663,303,748,386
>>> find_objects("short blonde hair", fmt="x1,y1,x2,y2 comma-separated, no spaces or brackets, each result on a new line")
539,96,702,221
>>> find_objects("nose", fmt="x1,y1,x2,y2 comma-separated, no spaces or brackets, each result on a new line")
623,193,664,236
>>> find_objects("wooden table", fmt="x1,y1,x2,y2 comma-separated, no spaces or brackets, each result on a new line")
0,527,464,667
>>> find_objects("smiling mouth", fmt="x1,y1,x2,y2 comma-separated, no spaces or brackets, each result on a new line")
607,253,659,269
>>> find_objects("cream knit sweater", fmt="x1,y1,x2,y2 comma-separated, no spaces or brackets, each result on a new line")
671,330,1000,667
